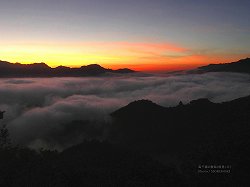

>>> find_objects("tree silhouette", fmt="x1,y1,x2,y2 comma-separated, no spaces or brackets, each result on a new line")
0,124,11,149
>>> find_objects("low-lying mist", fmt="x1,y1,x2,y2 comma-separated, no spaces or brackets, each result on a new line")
1,72,250,149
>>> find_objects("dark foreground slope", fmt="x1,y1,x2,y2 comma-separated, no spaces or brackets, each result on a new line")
194,57,250,74
1,95,250,186
0,60,135,77
0,141,184,187
110,96,250,186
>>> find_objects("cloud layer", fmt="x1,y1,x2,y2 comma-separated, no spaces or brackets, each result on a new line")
1,72,250,149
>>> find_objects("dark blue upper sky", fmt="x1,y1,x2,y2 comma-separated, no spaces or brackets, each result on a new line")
0,0,250,70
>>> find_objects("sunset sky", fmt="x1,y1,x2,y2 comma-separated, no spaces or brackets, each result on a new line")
1,0,250,71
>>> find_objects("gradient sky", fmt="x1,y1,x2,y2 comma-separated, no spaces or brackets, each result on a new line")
0,0,250,71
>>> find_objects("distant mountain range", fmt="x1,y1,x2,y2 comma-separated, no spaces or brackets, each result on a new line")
1,57,250,77
0,60,135,77
194,57,250,74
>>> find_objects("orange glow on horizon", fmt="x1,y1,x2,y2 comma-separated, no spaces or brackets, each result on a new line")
0,41,248,72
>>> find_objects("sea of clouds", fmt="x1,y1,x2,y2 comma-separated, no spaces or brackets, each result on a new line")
1,72,250,149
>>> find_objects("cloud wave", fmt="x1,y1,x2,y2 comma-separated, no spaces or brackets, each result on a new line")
1,72,250,149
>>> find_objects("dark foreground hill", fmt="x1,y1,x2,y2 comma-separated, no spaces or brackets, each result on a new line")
194,57,250,74
0,60,135,77
110,96,250,186
1,95,250,186
0,140,184,187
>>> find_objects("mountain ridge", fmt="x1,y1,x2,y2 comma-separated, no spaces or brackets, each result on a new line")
0,60,135,77
194,57,250,74
109,94,250,156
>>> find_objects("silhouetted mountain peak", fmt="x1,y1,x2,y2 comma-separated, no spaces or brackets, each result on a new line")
195,57,250,74
237,57,250,63
55,65,70,69
115,68,135,73
111,98,218,121
0,60,10,63
0,60,135,77
189,98,213,105
26,62,50,69
81,64,105,69
0,60,12,67
129,99,154,105
79,64,109,75
127,99,161,109
111,99,164,118
178,101,184,107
